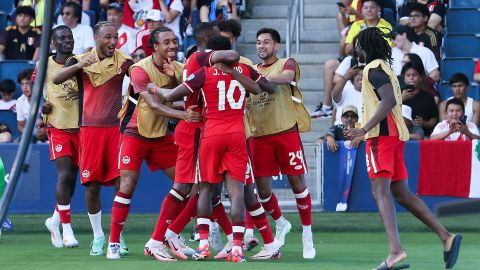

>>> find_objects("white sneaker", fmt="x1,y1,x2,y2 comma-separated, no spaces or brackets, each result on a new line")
302,234,316,259
90,236,106,256
250,245,281,260
178,235,195,257
144,240,176,261
164,234,188,259
336,203,348,212
274,219,292,247
119,235,128,256
106,242,121,260
244,234,259,251
45,218,63,248
63,234,79,248
209,222,223,253
213,241,232,259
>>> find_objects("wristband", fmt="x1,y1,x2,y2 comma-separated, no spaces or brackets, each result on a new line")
361,128,367,134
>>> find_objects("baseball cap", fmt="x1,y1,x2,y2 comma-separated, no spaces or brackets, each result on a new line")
146,9,162,21
402,105,413,122
107,3,123,13
341,105,358,117
391,25,417,42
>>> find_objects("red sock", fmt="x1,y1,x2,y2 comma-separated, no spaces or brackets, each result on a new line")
211,201,232,236
151,188,187,241
197,217,210,241
231,221,245,248
110,192,131,243
56,204,71,224
295,188,312,226
245,211,254,230
247,202,274,245
259,192,282,220
168,193,198,234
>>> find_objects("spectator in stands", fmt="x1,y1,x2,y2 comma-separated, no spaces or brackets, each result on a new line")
0,5,40,61
21,0,45,28
430,98,480,141
401,61,438,136
0,123,13,143
331,66,362,125
58,1,95,54
323,105,363,152
399,0,446,32
391,25,439,81
402,105,424,140
474,59,480,83
216,19,242,50
135,9,163,57
159,0,184,47
122,0,162,31
56,0,92,27
199,0,237,22
107,3,136,54
400,52,439,104
439,73,480,127
15,68,34,134
0,79,17,111
336,0,363,57
408,3,441,61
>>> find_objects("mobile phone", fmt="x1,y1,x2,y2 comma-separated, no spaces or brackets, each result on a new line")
336,2,346,8
350,58,359,68
403,84,415,91
460,115,467,125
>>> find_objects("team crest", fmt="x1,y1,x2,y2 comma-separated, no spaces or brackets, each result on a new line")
55,144,63,152
82,170,90,178
122,156,131,164
27,37,35,46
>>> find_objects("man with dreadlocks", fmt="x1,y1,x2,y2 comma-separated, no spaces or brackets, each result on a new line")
345,27,462,270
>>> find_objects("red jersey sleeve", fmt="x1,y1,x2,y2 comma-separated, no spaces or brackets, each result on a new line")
283,58,297,72
475,60,480,74
196,51,215,67
183,67,206,92
245,64,262,82
31,66,37,82
130,66,151,94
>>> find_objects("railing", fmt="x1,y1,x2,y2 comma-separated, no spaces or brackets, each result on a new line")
286,0,304,58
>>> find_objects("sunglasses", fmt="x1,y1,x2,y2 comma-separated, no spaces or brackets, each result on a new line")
131,53,146,59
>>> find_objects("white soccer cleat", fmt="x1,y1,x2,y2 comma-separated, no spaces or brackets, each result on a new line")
302,234,316,259
209,222,223,253
45,218,63,248
164,234,188,260
106,242,121,260
178,235,195,257
144,240,176,262
63,234,79,248
274,219,292,247
336,203,348,212
214,241,232,259
119,235,128,256
244,234,259,251
90,236,106,256
250,245,281,260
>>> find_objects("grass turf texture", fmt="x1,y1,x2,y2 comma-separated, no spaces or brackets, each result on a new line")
0,213,478,270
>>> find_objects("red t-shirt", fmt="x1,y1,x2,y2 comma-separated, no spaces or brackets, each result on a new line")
183,64,262,137
67,58,133,127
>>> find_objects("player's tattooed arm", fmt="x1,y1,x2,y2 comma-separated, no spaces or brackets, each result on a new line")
53,54,97,84
210,50,240,65
214,63,261,95
257,77,277,94
140,91,201,122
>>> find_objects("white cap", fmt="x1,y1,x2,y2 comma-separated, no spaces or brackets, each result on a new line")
402,105,412,122
146,9,162,21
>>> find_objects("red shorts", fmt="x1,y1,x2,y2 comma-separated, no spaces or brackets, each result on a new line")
199,133,247,184
365,136,408,181
118,134,177,172
46,127,80,166
79,126,120,185
250,130,307,177
174,123,200,183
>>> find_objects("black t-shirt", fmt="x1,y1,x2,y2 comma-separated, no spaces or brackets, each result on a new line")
0,26,41,60
402,89,438,135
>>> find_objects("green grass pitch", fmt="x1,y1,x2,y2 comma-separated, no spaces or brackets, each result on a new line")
0,213,478,270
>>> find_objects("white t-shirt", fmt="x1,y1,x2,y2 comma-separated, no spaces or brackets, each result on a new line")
333,80,363,125
16,95,31,122
431,119,480,141
57,11,91,27
117,25,137,54
335,56,352,77
0,99,16,110
392,42,439,76
161,0,184,44
68,23,95,55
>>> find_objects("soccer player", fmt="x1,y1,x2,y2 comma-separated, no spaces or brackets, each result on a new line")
53,21,134,256
249,28,315,259
149,35,267,263
345,27,462,270
40,25,80,249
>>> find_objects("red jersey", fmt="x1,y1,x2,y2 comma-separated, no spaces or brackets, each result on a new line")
183,64,262,137
66,58,133,127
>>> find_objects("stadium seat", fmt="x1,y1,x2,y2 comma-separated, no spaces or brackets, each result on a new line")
0,110,19,139
83,10,97,28
445,9,480,34
0,0,14,14
450,0,480,9
0,12,8,31
440,57,477,83
443,34,480,58
0,60,35,99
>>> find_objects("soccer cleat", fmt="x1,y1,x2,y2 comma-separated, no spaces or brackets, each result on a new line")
244,234,259,251
1,218,13,231
178,235,195,257
63,234,79,248
226,249,246,263
90,236,106,256
144,241,176,262
214,241,232,259
45,217,63,248
164,234,188,260
302,234,316,259
251,245,281,260
192,244,211,261
189,227,199,242
274,219,292,247
106,242,121,260
119,235,128,256
336,203,348,212
209,222,223,253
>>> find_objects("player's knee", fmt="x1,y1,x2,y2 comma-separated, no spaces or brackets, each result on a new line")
172,183,192,196
256,187,271,200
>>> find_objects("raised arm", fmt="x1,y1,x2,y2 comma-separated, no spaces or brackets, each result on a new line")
140,91,201,122
210,50,240,65
214,63,261,95
148,83,192,102
53,54,97,84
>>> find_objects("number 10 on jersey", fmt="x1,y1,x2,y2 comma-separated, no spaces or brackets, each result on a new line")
217,80,246,111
